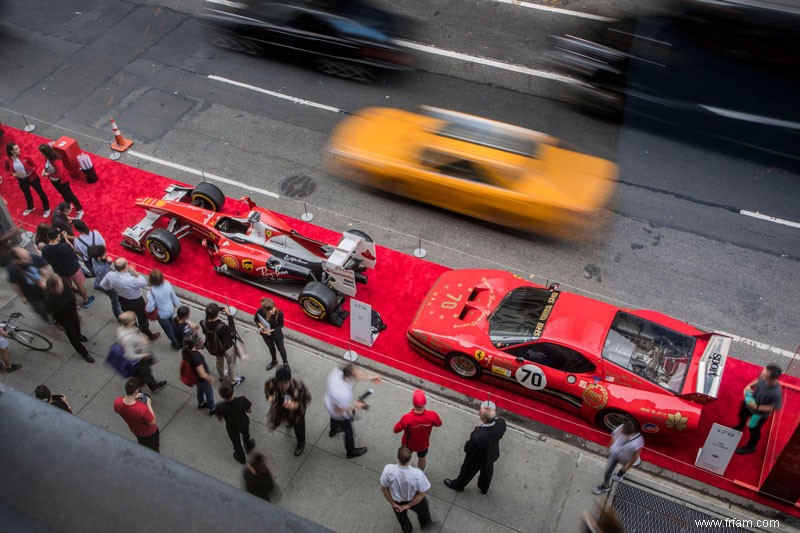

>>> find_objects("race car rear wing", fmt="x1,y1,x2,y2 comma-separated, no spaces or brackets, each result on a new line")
323,233,377,297
684,333,730,403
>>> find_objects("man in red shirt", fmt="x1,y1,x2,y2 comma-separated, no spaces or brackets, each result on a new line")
113,377,160,453
393,390,442,471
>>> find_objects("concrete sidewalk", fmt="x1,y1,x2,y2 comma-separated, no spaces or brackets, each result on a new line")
0,279,794,533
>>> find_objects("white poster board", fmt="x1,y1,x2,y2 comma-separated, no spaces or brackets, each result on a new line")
695,423,743,475
350,299,375,347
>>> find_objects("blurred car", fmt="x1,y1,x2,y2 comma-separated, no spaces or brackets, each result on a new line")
202,0,413,82
327,106,618,239
408,269,731,433
546,0,800,162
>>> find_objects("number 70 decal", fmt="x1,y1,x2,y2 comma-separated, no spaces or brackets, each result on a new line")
440,293,463,309
515,364,548,391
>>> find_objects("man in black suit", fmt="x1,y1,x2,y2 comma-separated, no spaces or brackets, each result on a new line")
444,401,507,494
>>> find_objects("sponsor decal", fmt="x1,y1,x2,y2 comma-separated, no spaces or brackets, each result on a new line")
641,423,659,433
283,254,309,265
532,290,559,339
666,412,688,431
242,260,254,271
514,364,547,391
582,383,609,410
361,249,375,261
474,349,486,361
579,380,588,389
706,352,722,379
221,255,239,269
566,375,577,385
491,365,511,377
155,200,166,207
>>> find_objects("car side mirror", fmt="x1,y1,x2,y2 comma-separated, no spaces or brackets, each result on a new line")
267,258,282,270
516,357,524,363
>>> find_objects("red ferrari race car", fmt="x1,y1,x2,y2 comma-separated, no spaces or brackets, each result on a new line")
120,183,379,325
407,269,730,433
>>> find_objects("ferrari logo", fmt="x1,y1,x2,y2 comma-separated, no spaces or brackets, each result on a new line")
242,260,254,271
474,349,486,361
666,412,688,431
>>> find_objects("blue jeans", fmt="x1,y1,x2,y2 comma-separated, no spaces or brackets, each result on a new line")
100,288,122,317
196,380,215,410
157,316,180,349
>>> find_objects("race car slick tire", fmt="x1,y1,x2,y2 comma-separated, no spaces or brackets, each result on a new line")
146,228,181,263
191,182,225,212
299,281,339,321
596,409,640,433
446,352,483,379
344,229,373,242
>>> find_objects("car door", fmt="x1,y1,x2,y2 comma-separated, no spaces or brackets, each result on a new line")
415,149,497,217
501,342,596,409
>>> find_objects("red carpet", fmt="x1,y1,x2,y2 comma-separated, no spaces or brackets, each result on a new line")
3,127,798,517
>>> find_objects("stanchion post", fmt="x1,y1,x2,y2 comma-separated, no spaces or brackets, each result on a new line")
343,342,358,362
22,115,36,133
413,238,427,258
301,203,314,222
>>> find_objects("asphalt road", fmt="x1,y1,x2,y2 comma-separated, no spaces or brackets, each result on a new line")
1,0,797,369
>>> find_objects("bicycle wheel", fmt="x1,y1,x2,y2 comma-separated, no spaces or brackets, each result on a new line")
10,328,53,351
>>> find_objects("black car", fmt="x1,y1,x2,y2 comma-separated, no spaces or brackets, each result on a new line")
202,0,413,82
547,0,800,163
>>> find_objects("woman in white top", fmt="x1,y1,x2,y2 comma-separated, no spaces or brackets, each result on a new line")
3,142,51,216
145,268,181,350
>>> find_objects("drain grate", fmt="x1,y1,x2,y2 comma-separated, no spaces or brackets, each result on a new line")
280,175,316,198
612,484,751,533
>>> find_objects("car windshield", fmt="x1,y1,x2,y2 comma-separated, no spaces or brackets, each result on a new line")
602,312,696,394
489,287,558,348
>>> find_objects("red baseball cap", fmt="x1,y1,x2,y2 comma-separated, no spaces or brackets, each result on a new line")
412,390,427,407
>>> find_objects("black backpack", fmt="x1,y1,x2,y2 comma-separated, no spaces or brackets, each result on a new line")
203,320,231,357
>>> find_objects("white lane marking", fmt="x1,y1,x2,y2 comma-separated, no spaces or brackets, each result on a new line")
396,39,578,84
208,75,345,113
718,331,797,360
489,0,614,21
127,150,281,199
740,210,800,230
204,0,246,8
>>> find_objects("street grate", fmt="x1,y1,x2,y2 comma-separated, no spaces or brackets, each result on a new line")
612,483,751,533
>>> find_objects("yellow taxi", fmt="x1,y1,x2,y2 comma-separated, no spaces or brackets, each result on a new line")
327,106,618,239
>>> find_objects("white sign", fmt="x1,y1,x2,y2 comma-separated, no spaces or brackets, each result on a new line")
695,423,742,475
350,299,374,347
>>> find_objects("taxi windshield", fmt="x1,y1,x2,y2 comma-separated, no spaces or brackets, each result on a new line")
602,312,695,393
489,287,557,348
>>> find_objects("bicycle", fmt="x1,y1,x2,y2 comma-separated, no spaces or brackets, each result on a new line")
0,312,52,351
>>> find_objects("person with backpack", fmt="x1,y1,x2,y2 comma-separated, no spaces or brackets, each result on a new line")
180,332,216,414
200,303,244,387
88,244,122,318
72,220,104,277
215,382,255,464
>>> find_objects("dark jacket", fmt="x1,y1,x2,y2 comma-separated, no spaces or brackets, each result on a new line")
254,308,284,340
463,418,507,467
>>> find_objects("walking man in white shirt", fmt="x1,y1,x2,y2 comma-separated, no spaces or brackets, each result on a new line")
324,363,381,458
380,446,440,533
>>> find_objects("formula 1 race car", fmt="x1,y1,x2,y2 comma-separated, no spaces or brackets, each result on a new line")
121,183,378,325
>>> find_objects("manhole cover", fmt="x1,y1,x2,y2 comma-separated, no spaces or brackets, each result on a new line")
280,175,317,198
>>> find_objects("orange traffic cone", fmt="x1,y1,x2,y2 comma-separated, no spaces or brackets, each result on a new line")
109,118,134,153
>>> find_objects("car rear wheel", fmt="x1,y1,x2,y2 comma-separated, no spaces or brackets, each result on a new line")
344,229,373,242
446,352,483,379
299,281,339,321
191,182,225,212
596,409,640,433
146,228,181,263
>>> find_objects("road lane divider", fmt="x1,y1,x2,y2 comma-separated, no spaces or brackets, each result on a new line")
489,0,614,21
208,75,346,114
